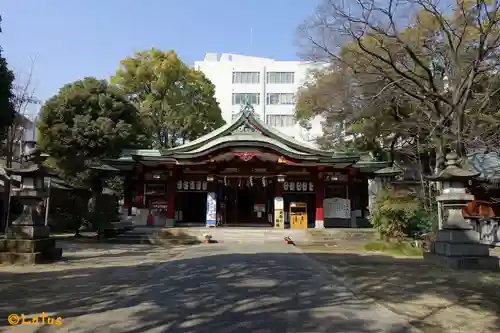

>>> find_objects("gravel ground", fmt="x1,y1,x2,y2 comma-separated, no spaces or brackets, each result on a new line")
0,241,416,333
299,245,500,333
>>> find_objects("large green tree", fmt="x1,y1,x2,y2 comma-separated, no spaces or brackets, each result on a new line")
298,0,500,169
111,48,224,148
0,15,16,230
37,77,147,187
0,15,15,143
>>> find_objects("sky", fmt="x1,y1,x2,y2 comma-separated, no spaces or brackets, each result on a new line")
2,0,319,116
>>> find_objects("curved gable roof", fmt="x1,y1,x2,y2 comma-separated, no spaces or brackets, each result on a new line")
107,108,360,166
164,109,335,157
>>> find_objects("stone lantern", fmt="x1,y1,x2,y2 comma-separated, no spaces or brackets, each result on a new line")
0,146,62,264
368,166,404,218
425,152,499,270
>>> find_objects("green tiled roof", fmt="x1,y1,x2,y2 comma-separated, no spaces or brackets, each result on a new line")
109,108,360,165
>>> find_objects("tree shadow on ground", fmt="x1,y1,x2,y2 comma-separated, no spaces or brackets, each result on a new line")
304,251,500,333
0,247,414,333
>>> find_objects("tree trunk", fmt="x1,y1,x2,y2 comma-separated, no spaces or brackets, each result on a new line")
2,129,14,233
434,136,446,230
389,135,400,166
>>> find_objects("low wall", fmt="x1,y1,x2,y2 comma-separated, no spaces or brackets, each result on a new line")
324,217,372,228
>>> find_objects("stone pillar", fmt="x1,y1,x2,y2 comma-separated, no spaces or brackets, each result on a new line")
274,180,285,228
315,177,325,229
165,173,176,227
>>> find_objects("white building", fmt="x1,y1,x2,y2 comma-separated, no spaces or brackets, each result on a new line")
194,53,323,144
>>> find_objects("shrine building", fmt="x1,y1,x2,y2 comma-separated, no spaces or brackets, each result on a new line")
104,109,387,229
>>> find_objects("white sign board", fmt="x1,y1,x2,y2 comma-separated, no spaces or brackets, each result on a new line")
274,197,284,210
274,197,284,228
324,198,350,219
206,192,217,226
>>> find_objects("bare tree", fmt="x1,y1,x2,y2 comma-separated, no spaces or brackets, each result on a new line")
2,58,40,228
298,0,500,169
4,57,40,168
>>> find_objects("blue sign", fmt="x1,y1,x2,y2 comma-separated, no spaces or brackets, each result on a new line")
206,192,217,226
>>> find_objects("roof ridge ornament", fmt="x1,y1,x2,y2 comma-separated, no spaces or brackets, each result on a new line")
241,102,255,117
239,102,260,119
232,103,260,133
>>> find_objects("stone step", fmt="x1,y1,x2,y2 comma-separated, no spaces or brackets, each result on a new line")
142,227,378,245
104,236,154,245
151,228,309,244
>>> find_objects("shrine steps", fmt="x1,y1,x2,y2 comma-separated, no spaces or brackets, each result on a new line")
103,228,158,245
151,227,310,245
147,227,378,246
303,228,378,250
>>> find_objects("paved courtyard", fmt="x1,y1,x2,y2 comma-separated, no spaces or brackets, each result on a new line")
0,241,417,333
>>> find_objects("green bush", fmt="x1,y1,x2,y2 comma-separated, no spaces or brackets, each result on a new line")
371,188,433,241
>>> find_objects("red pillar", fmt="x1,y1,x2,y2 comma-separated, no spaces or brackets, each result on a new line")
123,173,132,216
315,175,325,228
166,171,175,225
137,165,145,207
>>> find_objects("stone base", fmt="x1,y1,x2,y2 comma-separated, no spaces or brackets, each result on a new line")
436,229,480,243
6,225,50,239
434,241,490,257
0,238,56,253
1,228,63,264
0,247,63,264
433,229,490,257
424,252,500,271
315,220,324,229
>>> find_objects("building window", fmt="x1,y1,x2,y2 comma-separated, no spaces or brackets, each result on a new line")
266,93,295,105
266,72,295,84
265,115,296,127
232,93,260,105
232,72,260,84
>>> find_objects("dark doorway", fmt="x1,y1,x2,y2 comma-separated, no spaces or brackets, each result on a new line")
222,182,269,225
237,187,255,223
175,192,206,223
